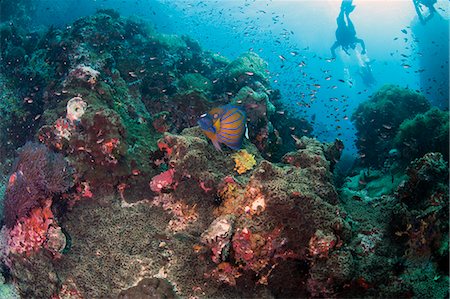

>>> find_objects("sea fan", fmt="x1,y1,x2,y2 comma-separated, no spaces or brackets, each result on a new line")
3,142,73,228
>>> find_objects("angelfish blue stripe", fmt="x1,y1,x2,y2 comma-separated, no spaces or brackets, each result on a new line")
221,109,242,122
220,131,242,137
223,120,244,128
218,135,235,142
221,109,238,121
219,133,241,141
223,115,244,125
221,125,244,132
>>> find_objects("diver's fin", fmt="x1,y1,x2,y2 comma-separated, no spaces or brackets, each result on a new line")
347,5,355,14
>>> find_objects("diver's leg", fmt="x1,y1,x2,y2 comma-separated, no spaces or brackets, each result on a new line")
337,10,345,28
413,0,427,24
330,41,339,58
347,16,356,35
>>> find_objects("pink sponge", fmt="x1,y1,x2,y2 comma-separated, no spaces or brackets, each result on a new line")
7,200,54,256
149,169,176,192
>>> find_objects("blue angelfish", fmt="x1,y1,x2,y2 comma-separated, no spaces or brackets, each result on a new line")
198,104,247,151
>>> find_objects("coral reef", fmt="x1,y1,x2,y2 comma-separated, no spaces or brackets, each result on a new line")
0,9,447,299
222,52,269,91
337,151,449,298
394,153,449,259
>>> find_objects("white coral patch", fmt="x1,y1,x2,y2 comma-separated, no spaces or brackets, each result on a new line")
66,97,87,122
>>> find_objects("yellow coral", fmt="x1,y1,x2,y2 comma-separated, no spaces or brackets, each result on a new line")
232,149,256,174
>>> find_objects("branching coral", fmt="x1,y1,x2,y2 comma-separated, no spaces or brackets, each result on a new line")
308,229,338,258
149,169,176,193
7,201,53,256
151,193,198,232
201,214,235,263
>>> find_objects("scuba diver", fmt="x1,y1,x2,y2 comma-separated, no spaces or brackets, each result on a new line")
330,0,366,59
357,56,376,87
413,0,438,24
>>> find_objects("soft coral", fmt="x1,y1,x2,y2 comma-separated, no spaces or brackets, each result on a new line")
4,142,73,228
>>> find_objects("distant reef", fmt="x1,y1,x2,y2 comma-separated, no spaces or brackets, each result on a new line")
352,84,448,168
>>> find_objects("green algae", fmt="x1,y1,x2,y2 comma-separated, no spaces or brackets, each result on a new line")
109,74,161,168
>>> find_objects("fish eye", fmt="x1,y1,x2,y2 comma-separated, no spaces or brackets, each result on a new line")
213,113,219,119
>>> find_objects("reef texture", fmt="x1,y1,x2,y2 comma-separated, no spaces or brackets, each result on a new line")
0,9,448,299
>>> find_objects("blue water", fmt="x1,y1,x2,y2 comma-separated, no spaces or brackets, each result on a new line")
31,0,449,161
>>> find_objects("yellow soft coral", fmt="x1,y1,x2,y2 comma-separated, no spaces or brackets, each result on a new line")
232,149,256,174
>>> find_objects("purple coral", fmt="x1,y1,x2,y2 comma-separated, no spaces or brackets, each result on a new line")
3,142,73,228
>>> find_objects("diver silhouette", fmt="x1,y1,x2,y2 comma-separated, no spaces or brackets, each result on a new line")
330,0,366,59
359,60,376,87
413,0,438,24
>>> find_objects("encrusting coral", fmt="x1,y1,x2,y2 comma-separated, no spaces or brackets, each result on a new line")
232,149,257,174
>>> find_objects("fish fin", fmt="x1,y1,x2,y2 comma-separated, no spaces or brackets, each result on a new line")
212,139,222,151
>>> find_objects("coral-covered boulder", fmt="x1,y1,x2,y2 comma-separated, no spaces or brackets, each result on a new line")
397,152,448,210
221,52,269,91
393,107,449,163
352,85,430,167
